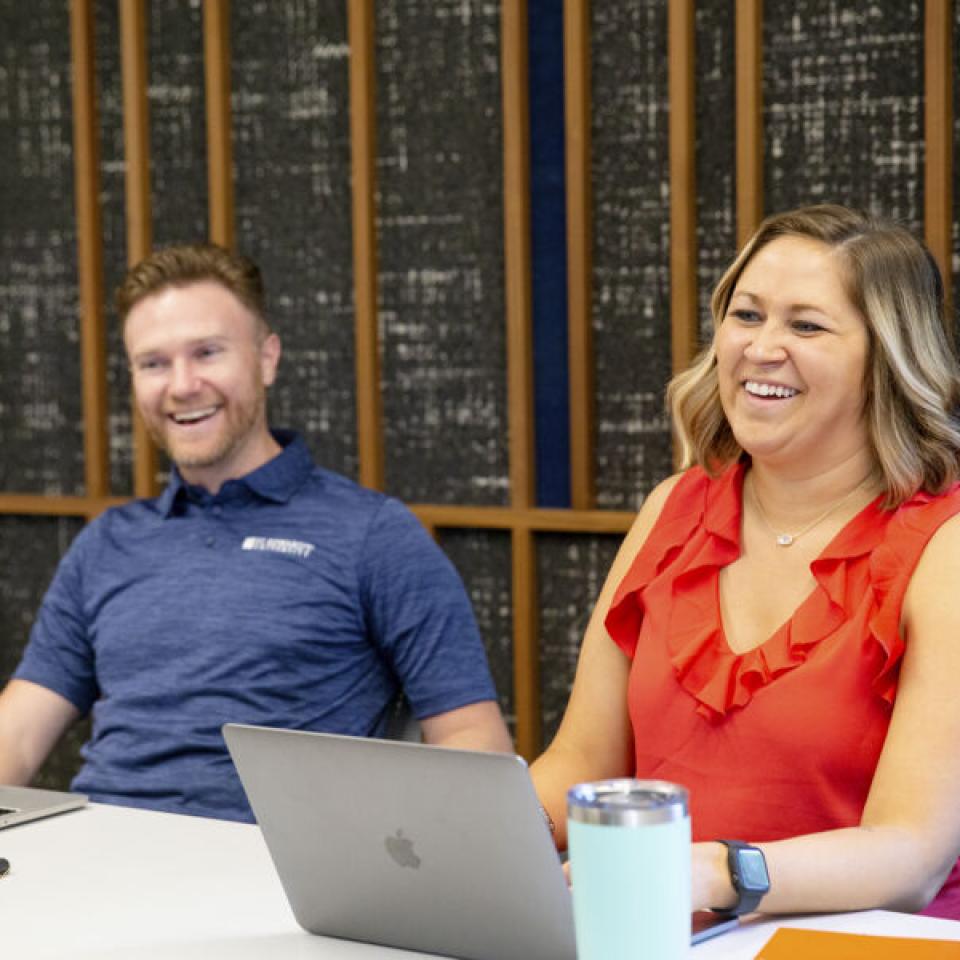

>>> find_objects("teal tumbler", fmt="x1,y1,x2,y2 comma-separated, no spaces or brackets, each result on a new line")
568,779,691,959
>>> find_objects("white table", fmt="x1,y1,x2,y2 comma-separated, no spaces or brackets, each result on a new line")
2,804,958,959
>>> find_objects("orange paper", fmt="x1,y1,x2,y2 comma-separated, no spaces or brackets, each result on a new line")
756,927,960,959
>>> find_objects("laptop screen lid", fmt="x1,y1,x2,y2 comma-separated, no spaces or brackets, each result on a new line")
223,723,577,960
0,785,87,830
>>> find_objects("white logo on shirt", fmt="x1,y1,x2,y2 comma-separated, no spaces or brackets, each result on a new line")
241,536,316,559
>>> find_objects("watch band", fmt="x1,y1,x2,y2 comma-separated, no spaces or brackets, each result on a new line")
714,839,769,916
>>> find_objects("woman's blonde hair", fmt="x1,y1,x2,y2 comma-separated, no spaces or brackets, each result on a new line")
668,204,960,507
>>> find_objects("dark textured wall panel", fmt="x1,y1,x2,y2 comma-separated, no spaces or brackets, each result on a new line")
376,1,509,506
94,0,135,495
0,0,84,494
590,2,674,511
695,1,736,342
148,0,208,247
232,0,358,478
435,529,514,733
763,0,924,228
537,532,621,747
0,516,87,789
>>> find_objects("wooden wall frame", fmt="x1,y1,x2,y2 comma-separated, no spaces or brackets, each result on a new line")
203,0,235,250
70,0,109,503
735,0,763,248
925,0,954,333
564,0,595,511
119,0,158,498
348,0,385,494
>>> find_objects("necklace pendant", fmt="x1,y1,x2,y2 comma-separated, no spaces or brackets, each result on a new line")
776,533,795,547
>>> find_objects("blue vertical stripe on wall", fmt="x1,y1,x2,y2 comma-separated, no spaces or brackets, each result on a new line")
529,0,571,507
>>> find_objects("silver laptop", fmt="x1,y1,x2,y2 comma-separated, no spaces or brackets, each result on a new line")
223,724,737,959
0,785,87,829
224,723,576,960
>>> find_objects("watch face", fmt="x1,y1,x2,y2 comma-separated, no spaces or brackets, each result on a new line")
738,848,770,891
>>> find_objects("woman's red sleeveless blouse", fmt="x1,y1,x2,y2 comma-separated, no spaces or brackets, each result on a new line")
604,462,960,917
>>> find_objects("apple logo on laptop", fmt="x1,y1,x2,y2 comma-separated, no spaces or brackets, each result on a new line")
385,829,421,869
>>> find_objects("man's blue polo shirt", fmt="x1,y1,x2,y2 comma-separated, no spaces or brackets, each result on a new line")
16,432,498,822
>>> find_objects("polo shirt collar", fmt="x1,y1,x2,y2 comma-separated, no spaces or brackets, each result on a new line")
157,430,314,517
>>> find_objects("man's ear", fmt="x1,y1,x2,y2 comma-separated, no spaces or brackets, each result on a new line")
260,332,282,387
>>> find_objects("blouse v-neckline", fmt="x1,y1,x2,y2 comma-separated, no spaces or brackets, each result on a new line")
667,461,906,716
717,465,884,657
603,459,936,719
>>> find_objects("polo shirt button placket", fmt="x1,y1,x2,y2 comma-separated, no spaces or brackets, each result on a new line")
207,503,224,547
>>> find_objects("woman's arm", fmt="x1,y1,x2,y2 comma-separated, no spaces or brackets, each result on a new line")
530,474,682,848
695,511,960,914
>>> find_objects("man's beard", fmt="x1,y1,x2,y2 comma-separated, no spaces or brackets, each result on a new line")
147,382,267,472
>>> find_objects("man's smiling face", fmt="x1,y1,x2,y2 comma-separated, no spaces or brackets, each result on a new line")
124,280,281,492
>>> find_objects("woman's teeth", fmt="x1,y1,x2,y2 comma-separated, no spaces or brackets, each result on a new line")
744,381,797,399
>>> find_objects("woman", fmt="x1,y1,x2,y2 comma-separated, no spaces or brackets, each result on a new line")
532,204,960,918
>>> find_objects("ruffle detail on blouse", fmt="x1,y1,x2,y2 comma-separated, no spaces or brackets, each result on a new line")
605,465,960,720
864,486,960,704
605,466,735,660
667,549,856,720
865,541,906,706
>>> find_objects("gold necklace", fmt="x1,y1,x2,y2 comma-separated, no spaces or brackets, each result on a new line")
748,473,872,548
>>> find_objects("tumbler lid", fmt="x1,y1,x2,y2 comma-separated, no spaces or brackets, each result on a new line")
567,778,689,826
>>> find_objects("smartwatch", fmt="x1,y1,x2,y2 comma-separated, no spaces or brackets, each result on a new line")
714,840,769,915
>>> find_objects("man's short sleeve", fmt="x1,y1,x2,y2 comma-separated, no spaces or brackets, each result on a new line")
358,498,498,719
14,529,99,715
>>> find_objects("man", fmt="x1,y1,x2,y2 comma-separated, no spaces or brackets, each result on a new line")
0,243,512,821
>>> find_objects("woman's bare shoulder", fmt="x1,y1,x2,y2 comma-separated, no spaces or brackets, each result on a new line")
642,471,686,513
629,471,687,537
904,509,960,613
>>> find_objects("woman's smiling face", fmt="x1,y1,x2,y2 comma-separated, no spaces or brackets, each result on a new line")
714,234,872,472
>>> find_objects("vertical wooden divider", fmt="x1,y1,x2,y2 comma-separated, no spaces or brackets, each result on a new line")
735,0,763,248
348,0,385,493
70,0,109,511
668,0,698,472
204,0,235,250
510,524,538,756
564,0,595,511
119,0,157,497
668,0,698,379
502,0,540,759
925,0,954,335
